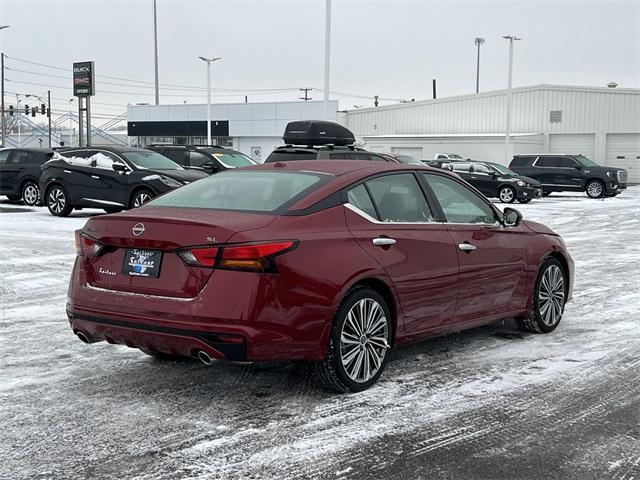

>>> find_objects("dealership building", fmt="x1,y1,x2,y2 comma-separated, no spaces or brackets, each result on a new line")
126,84,640,182
339,84,640,182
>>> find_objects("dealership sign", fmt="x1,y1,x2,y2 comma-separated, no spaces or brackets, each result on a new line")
73,61,95,97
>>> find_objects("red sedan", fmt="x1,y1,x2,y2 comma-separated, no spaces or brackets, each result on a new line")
68,160,573,392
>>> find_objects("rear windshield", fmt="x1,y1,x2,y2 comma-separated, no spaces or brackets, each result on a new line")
264,151,317,163
210,151,256,168
147,170,327,212
122,150,184,170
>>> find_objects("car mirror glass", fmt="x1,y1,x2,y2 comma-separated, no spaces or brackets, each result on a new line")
503,207,523,227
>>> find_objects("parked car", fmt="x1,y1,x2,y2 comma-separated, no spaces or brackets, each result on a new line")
146,145,256,173
380,153,425,165
509,154,628,198
67,159,573,392
39,146,208,217
431,159,543,203
433,153,465,160
0,147,53,206
265,120,393,163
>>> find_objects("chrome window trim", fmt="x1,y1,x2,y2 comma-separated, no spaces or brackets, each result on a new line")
344,203,439,226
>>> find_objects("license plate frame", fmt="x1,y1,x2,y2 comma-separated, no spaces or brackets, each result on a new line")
123,248,163,278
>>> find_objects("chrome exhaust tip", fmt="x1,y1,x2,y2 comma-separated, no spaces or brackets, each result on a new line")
76,331,90,344
197,350,214,366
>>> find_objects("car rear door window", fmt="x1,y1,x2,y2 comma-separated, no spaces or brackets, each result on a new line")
10,151,29,164
536,157,560,168
164,149,186,164
346,184,378,219
449,162,472,172
365,173,434,223
423,174,496,224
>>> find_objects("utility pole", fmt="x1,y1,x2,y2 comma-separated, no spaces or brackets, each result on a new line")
299,87,312,101
1,52,4,147
153,0,159,105
323,0,331,120
69,99,74,146
474,37,485,94
47,90,51,148
432,79,437,99
502,34,521,163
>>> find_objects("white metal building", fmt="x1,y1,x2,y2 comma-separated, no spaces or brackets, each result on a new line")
340,84,640,182
127,100,338,163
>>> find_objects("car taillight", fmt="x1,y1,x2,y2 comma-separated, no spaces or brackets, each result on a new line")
220,241,296,272
177,241,297,272
178,247,219,267
75,230,104,257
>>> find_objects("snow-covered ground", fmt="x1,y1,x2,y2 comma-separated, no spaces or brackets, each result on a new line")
1,189,639,480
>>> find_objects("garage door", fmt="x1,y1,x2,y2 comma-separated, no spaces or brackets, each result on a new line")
606,134,640,184
549,134,596,160
390,147,424,159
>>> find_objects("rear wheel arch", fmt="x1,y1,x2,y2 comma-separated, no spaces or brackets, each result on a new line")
19,176,39,192
342,277,399,343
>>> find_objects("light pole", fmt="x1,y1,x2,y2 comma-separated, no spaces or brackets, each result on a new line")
1,26,10,147
323,0,331,120
502,34,521,163
152,0,159,105
474,37,485,94
69,99,74,146
15,94,21,147
198,56,221,146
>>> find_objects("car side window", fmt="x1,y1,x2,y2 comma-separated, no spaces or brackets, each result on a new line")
10,151,30,164
472,163,492,175
536,157,559,168
449,162,472,173
164,149,185,164
558,157,577,168
188,151,210,167
346,184,378,219
92,151,124,170
365,173,434,223
0,150,12,164
423,174,496,224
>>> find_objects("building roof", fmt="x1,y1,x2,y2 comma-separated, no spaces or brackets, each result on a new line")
362,133,542,139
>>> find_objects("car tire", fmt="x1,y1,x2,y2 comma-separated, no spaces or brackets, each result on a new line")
586,179,605,199
46,185,73,217
498,186,517,203
21,181,40,207
130,189,154,209
517,257,567,334
517,198,532,204
140,349,188,361
314,287,392,393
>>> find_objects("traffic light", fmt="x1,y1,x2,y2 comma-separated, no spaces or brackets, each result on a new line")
8,105,13,116
41,103,46,115
24,104,29,115
31,107,36,117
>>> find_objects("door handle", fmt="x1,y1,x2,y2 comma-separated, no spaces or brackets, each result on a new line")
372,237,396,247
458,243,477,252
91,175,100,179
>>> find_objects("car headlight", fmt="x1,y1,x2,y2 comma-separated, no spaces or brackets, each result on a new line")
606,171,613,178
516,180,526,187
159,176,183,188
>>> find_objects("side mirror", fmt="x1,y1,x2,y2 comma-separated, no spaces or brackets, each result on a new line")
112,163,127,173
503,207,523,227
203,162,218,173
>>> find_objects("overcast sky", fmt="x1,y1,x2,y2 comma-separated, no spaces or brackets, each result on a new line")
1,0,639,118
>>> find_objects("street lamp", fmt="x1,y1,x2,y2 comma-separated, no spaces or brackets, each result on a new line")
502,34,521,163
474,37,485,94
198,56,221,146
152,0,159,105
323,0,331,120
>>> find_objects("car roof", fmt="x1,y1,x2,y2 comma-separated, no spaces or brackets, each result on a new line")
2,147,53,153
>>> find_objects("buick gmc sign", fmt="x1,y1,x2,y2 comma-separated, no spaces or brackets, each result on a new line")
73,61,95,97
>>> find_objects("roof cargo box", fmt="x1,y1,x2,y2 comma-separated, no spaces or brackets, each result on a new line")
283,120,355,146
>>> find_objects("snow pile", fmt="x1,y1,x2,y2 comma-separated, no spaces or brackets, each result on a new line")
48,151,115,170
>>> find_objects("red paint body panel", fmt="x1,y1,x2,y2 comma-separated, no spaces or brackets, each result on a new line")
66,161,574,363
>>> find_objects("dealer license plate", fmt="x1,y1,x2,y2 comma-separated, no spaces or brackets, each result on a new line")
123,249,162,278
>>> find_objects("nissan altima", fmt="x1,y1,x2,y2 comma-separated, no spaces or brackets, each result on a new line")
67,160,573,392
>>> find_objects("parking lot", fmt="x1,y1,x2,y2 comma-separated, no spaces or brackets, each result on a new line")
1,188,638,480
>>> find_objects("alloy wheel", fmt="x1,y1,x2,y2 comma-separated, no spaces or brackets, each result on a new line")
23,183,39,206
48,188,66,214
499,187,515,203
133,192,152,208
538,264,565,327
587,181,603,198
339,298,389,383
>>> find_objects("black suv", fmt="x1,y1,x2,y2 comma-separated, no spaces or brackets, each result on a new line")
146,145,256,173
509,154,628,198
0,148,53,206
429,159,542,203
265,120,391,163
39,146,207,216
